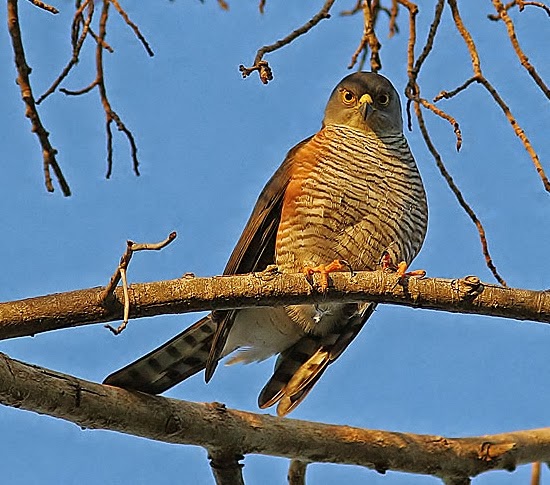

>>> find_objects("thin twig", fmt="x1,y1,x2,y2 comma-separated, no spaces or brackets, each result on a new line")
447,0,550,193
491,0,550,99
217,0,229,10
389,0,399,37
7,0,71,196
348,1,382,72
111,0,154,57
258,0,266,14
60,79,99,96
521,1,550,14
239,0,336,84
101,232,177,335
96,0,140,178
38,0,95,104
413,102,507,286
101,231,177,300
340,0,362,16
433,76,477,102
419,97,462,151
26,0,58,14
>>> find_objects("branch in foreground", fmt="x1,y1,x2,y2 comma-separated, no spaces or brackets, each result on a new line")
0,271,549,341
1,352,549,481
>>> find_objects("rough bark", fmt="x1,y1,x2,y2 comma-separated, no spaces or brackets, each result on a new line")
0,351,549,482
0,271,549,340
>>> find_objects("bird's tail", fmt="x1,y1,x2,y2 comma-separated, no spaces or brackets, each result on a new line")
103,316,216,394
258,303,376,416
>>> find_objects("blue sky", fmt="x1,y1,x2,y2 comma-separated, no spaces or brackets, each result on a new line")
1,2,549,483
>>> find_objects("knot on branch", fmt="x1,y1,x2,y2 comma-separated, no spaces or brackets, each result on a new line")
451,276,484,301
239,60,273,84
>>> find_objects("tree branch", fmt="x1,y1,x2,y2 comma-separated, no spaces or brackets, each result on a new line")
7,0,71,196
0,271,549,341
1,352,549,481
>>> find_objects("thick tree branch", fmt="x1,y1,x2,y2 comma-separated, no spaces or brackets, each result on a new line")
0,271,549,341
1,352,549,481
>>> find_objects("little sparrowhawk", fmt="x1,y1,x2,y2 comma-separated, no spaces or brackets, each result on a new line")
104,72,428,416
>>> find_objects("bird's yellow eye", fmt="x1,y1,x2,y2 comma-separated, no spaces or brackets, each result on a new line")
377,93,390,106
340,89,356,106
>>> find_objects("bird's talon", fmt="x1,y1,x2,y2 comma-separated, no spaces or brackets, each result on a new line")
303,259,348,292
381,254,426,280
397,261,426,280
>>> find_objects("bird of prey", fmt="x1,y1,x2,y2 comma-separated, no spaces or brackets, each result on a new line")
104,72,428,416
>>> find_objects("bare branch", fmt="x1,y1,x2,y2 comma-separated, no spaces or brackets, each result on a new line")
101,232,177,334
7,0,71,196
96,0,140,177
111,0,154,57
446,0,550,193
1,352,549,480
348,1,382,72
412,102,507,286
1,271,549,341
239,0,336,84
26,0,58,14
491,0,549,99
38,0,95,104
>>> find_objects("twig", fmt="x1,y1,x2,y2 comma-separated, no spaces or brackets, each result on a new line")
111,0,154,57
389,0,399,37
419,97,462,151
26,0,58,14
491,0,550,99
487,0,550,18
521,1,550,14
217,0,229,10
340,0,362,16
208,449,245,485
288,460,308,485
38,0,95,104
101,232,177,335
433,76,477,102
239,0,336,84
447,0,550,193
60,79,99,96
258,0,266,14
348,1,382,72
413,102,507,286
7,0,71,196
401,0,505,284
96,0,140,178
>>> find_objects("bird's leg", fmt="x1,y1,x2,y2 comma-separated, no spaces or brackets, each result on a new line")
304,259,351,292
380,251,426,279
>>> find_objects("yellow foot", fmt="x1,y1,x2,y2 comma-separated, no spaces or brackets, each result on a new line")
304,259,351,292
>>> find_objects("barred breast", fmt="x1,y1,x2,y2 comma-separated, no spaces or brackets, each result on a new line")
275,124,428,334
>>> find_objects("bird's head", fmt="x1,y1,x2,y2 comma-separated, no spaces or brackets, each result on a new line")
323,72,403,134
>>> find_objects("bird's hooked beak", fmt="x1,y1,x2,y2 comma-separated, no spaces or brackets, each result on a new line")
358,93,373,120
